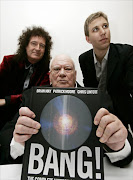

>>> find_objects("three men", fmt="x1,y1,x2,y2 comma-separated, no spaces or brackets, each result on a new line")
0,54,132,167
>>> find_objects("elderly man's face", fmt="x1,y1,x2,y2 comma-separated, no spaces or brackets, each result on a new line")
26,36,46,64
50,56,76,88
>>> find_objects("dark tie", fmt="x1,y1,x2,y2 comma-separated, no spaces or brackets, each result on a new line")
98,64,107,92
23,65,33,90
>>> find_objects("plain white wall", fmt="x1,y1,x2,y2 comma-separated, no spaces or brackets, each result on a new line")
0,0,133,86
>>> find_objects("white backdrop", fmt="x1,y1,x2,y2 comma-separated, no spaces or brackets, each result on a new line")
0,0,133,85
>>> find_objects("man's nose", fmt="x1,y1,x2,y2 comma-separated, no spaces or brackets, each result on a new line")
59,68,66,76
100,28,106,35
35,44,40,50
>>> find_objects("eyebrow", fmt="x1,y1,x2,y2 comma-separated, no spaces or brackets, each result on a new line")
92,22,108,29
30,41,45,45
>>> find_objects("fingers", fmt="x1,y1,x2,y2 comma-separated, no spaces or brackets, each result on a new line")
94,108,109,125
96,113,117,142
13,131,32,144
94,108,127,151
106,126,127,144
105,128,128,151
14,107,41,144
16,115,40,131
97,117,125,143
19,107,35,118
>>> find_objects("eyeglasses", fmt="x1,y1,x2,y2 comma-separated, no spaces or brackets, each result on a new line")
51,66,74,74
30,41,45,50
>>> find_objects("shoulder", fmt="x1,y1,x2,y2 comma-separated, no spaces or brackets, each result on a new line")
79,49,93,59
1,55,25,71
76,82,83,87
0,55,17,70
2,55,15,62
79,49,93,65
110,43,133,55
1,55,17,67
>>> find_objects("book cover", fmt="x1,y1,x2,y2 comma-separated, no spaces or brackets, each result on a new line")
21,87,104,180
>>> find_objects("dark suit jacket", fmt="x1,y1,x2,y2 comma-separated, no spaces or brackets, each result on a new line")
79,43,133,130
0,86,133,167
0,55,50,129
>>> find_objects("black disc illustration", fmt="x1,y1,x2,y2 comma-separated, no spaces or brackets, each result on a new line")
40,95,92,150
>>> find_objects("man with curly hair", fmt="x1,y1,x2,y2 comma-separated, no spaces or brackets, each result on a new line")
0,26,53,130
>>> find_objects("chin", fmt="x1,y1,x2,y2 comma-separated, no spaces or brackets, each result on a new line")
101,43,110,50
58,84,69,88
30,58,41,64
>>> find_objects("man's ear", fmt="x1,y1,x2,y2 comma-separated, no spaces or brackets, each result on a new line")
86,36,91,44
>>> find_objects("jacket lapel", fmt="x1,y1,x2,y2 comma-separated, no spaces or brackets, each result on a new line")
107,44,119,82
86,51,98,87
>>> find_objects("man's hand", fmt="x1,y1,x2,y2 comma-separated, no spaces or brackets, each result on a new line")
13,107,41,145
94,108,128,151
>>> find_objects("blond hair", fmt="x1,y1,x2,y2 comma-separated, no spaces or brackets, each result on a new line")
84,11,108,36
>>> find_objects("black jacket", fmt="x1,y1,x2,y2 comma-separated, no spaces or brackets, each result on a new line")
79,43,133,131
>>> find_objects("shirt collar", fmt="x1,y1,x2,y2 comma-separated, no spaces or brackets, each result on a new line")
75,82,78,87
93,47,110,65
25,60,34,70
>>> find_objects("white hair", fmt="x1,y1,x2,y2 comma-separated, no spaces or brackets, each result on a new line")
49,54,76,71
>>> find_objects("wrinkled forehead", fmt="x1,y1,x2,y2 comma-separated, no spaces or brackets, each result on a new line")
51,56,75,69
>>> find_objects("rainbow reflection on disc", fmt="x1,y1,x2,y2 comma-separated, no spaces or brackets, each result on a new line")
54,114,78,135
40,95,92,150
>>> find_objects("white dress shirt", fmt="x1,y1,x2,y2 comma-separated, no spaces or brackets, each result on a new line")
93,48,109,81
10,137,131,163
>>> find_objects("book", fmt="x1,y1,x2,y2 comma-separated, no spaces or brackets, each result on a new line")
21,87,104,180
